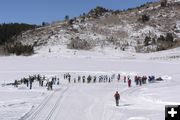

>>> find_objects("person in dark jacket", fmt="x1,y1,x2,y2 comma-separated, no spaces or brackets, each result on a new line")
124,76,126,83
114,91,120,106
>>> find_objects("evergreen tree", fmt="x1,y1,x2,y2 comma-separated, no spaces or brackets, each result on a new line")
0,23,36,45
165,33,174,42
144,36,151,46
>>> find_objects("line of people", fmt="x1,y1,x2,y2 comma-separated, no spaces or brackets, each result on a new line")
12,74,60,90
64,73,118,84
64,73,134,88
64,73,163,87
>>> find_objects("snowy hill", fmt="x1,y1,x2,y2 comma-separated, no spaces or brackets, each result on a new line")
13,0,180,54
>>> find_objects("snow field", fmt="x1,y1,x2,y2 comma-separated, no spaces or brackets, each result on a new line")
0,47,180,120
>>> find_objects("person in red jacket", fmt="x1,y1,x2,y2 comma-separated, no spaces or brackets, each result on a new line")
128,79,131,87
114,91,120,106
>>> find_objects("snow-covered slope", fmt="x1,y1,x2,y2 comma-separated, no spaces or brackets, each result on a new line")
14,0,180,53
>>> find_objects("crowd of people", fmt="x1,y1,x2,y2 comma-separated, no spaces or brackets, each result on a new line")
11,73,162,90
9,72,163,107
64,73,118,84
63,73,160,87
12,74,60,90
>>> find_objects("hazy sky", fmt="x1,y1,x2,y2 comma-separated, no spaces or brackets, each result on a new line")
0,0,158,25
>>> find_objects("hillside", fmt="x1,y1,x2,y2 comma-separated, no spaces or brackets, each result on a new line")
8,0,180,54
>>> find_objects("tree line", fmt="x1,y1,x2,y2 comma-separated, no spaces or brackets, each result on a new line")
0,23,37,55
0,23,37,45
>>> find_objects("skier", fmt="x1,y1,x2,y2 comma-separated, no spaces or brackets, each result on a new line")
128,79,131,87
50,81,53,90
74,78,76,83
134,76,139,85
124,76,126,83
108,77,111,83
82,76,86,83
117,74,121,82
37,74,41,81
26,79,29,87
87,75,92,83
29,79,32,90
139,77,142,86
57,78,60,85
114,91,120,106
142,76,147,84
78,76,81,83
99,76,102,83
41,80,44,86
14,80,18,87
68,76,71,83
93,76,96,83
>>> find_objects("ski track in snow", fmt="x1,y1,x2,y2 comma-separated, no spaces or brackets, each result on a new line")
19,84,69,120
35,82,163,120
0,72,178,120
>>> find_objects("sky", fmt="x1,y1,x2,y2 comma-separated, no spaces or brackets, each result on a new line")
0,0,158,25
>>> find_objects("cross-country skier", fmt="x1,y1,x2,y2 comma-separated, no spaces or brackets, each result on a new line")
82,76,86,83
117,74,121,82
29,79,32,90
128,79,131,87
134,76,139,85
114,91,120,106
139,77,142,86
68,75,71,83
93,76,96,83
78,76,81,83
124,76,126,83
57,78,60,85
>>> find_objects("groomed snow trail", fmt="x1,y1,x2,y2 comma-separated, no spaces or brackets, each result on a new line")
19,77,178,120
20,84,69,120
45,82,165,120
